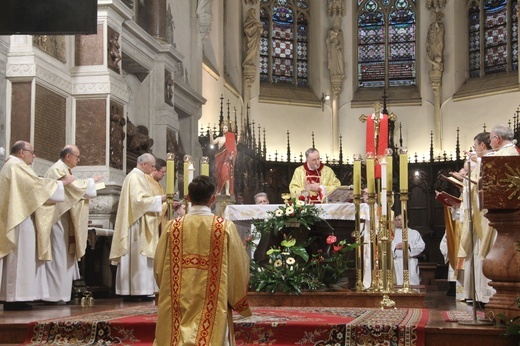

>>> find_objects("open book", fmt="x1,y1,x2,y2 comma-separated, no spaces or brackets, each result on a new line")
441,174,477,188
326,186,354,203
435,191,461,208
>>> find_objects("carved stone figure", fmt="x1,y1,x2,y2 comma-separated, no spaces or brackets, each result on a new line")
166,4,175,46
165,71,174,106
326,21,345,77
426,11,445,72
243,8,263,67
126,120,154,154
110,109,126,169
108,31,122,71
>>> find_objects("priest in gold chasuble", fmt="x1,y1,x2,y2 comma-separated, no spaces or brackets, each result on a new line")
289,148,340,203
0,141,74,310
109,153,164,301
42,145,101,303
154,175,251,346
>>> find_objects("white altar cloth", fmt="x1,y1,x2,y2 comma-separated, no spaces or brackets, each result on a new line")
223,203,370,221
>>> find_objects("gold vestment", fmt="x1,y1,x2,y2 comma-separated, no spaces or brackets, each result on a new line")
0,156,58,260
110,168,159,262
154,214,251,346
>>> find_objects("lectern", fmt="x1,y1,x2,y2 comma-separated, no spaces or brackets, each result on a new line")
481,156,520,319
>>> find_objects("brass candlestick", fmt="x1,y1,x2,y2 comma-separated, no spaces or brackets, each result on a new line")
398,191,414,293
365,192,380,292
353,192,364,291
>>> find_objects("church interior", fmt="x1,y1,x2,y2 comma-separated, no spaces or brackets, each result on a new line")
0,0,520,345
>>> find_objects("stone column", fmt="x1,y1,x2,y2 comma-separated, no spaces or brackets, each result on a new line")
426,1,446,153
142,0,167,42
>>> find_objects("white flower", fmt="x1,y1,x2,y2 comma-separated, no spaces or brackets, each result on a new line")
274,259,283,267
290,266,294,271
275,209,284,217
286,257,296,265
281,252,290,256
296,200,305,206
301,209,307,215
285,206,294,215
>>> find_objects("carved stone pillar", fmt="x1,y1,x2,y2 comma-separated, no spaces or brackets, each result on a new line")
142,0,167,42
426,1,446,153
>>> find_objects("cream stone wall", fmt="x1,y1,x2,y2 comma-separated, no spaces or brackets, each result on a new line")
200,0,519,162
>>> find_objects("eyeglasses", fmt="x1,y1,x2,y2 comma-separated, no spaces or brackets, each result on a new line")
22,149,34,154
70,153,80,159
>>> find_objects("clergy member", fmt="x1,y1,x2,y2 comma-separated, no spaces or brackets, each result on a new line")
42,144,103,303
0,141,75,310
392,214,425,286
154,175,251,346
109,153,165,302
146,158,169,234
489,124,520,156
289,148,340,203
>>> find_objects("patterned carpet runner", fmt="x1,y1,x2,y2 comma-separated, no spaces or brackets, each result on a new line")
24,305,428,345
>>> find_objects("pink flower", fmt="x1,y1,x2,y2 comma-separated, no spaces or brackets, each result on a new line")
326,235,337,245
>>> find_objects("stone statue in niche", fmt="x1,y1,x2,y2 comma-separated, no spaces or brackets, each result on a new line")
110,109,126,170
166,4,176,47
126,119,154,154
426,10,445,72
167,129,186,177
108,31,122,71
165,71,174,106
326,17,345,77
243,8,263,67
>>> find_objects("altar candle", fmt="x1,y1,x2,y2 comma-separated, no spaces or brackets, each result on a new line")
166,153,175,195
183,155,191,196
366,156,375,194
188,161,194,185
399,148,408,191
201,156,209,176
386,153,393,193
380,159,387,216
353,155,361,195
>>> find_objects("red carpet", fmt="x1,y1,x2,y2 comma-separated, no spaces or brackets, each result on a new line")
24,306,428,345
442,310,486,322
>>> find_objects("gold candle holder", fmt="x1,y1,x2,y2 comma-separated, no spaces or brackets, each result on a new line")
398,147,413,293
166,152,175,220
366,191,380,292
352,154,364,291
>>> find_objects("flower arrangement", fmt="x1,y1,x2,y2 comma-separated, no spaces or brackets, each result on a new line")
249,237,322,293
253,198,323,237
309,235,358,289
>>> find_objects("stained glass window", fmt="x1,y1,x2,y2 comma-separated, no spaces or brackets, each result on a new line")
260,0,310,86
468,0,518,78
357,0,416,88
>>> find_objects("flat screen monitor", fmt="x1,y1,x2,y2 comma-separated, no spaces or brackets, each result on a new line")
0,0,98,35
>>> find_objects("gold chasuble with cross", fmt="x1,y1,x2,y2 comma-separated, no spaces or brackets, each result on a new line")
0,156,59,260
289,162,340,203
154,214,251,346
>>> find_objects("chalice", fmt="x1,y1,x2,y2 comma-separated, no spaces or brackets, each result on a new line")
281,193,291,204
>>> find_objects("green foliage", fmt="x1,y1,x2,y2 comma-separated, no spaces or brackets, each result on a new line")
253,199,323,237
249,237,323,294
496,297,520,336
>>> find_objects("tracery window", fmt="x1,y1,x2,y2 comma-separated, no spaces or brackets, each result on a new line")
259,0,310,86
356,0,417,88
468,0,518,78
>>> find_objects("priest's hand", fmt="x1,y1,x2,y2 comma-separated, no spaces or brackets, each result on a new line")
93,175,104,183
306,182,320,192
60,175,76,186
